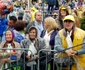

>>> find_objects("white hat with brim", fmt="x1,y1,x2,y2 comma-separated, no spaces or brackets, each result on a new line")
63,15,75,22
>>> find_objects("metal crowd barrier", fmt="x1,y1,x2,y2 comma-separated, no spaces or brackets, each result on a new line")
0,48,34,70
38,49,75,70
38,49,57,70
0,48,76,70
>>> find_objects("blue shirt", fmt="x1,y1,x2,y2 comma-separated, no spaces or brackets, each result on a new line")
0,17,8,36
34,21,44,36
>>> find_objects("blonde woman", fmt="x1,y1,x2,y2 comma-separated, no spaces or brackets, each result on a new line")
41,17,59,70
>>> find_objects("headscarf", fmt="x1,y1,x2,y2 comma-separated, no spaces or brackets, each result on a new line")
3,30,15,48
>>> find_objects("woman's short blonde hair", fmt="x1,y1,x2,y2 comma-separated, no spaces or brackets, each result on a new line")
44,17,58,32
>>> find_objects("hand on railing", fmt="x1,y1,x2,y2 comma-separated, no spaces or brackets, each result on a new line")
26,56,32,61
65,49,77,56
26,55,38,61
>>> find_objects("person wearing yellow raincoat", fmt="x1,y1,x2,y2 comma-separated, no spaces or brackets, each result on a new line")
55,15,85,70
31,7,38,22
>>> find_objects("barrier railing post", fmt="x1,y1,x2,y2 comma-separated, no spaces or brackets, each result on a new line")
38,49,57,70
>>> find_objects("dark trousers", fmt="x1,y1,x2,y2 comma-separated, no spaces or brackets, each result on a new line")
48,5,54,13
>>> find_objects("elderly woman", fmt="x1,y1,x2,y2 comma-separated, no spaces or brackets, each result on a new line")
55,15,85,70
0,30,21,70
21,26,48,70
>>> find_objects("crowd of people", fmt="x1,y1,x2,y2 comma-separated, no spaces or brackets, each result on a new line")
0,0,85,70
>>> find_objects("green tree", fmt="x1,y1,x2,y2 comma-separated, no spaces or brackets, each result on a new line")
80,16,85,30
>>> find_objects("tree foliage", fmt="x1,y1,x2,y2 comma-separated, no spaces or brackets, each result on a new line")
80,16,85,30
